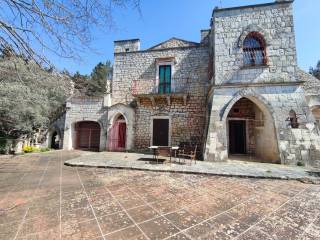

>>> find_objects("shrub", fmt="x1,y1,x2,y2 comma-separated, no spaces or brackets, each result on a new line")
23,145,39,153
0,138,8,154
40,147,50,152
297,161,305,167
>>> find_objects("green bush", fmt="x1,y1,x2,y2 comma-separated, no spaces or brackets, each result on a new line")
0,136,11,154
40,147,50,152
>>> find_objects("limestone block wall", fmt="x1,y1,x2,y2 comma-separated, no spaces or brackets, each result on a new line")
134,95,207,150
112,47,209,105
212,1,297,85
205,85,320,166
63,97,108,151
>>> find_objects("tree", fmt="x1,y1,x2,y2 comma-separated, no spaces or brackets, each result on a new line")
72,71,90,95
87,61,113,96
0,0,140,67
0,56,72,139
310,60,320,80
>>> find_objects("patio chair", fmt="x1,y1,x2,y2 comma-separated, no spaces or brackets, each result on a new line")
178,145,197,165
158,147,171,157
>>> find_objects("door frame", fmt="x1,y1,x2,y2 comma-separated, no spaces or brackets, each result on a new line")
227,118,249,155
150,116,171,146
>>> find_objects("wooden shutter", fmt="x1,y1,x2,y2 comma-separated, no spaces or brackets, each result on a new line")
158,65,171,94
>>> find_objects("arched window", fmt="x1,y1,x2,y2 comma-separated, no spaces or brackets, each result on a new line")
243,32,267,66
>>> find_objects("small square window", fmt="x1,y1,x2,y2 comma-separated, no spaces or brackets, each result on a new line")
125,48,130,52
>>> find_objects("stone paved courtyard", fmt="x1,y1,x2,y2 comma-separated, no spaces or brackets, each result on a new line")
0,151,320,240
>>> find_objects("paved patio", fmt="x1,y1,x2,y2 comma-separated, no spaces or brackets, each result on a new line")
1,150,320,240
65,152,320,184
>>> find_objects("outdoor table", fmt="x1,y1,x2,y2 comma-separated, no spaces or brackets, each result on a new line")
170,146,179,163
148,146,159,163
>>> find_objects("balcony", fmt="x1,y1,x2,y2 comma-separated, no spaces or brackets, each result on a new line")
131,79,189,106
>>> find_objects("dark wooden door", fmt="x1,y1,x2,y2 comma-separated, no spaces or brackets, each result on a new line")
76,122,100,151
153,119,169,146
229,120,246,154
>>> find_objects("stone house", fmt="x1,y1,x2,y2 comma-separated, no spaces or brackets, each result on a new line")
50,0,320,166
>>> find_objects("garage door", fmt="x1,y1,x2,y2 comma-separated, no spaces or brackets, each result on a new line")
76,121,101,151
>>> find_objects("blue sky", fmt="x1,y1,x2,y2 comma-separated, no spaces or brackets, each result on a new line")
50,0,320,75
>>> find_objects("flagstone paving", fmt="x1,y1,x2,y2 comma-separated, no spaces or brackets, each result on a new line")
65,152,320,183
0,150,320,240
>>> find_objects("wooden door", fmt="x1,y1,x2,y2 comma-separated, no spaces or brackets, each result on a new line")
118,122,126,149
153,119,169,146
76,122,101,151
108,122,126,151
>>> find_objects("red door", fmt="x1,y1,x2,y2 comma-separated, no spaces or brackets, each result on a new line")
76,122,101,151
118,122,126,149
108,122,127,151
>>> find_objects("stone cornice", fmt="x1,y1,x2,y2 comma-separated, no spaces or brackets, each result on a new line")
213,1,294,15
212,81,304,89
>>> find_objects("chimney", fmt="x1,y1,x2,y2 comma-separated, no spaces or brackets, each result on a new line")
114,39,140,54
200,30,210,46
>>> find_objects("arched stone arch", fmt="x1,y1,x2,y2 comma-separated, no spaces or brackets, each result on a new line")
220,88,276,122
220,88,280,163
238,24,271,48
107,103,135,151
47,125,63,149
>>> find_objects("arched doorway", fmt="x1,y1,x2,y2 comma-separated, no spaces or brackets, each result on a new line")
75,121,101,151
51,131,60,149
227,97,279,163
108,114,127,151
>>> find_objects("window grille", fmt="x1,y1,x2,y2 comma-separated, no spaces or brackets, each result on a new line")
243,32,267,67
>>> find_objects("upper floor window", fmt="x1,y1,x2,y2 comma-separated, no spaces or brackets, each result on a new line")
243,32,267,67
158,65,171,94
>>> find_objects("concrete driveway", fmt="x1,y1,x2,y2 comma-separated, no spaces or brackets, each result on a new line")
0,150,319,239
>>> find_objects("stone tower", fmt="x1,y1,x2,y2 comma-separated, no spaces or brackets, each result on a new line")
204,0,320,166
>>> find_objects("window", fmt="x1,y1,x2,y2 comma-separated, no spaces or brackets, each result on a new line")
158,65,171,94
243,32,267,66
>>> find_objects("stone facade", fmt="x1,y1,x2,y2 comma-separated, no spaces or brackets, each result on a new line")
56,0,320,166
112,40,209,151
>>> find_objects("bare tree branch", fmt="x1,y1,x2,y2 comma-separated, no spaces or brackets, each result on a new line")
0,0,141,67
